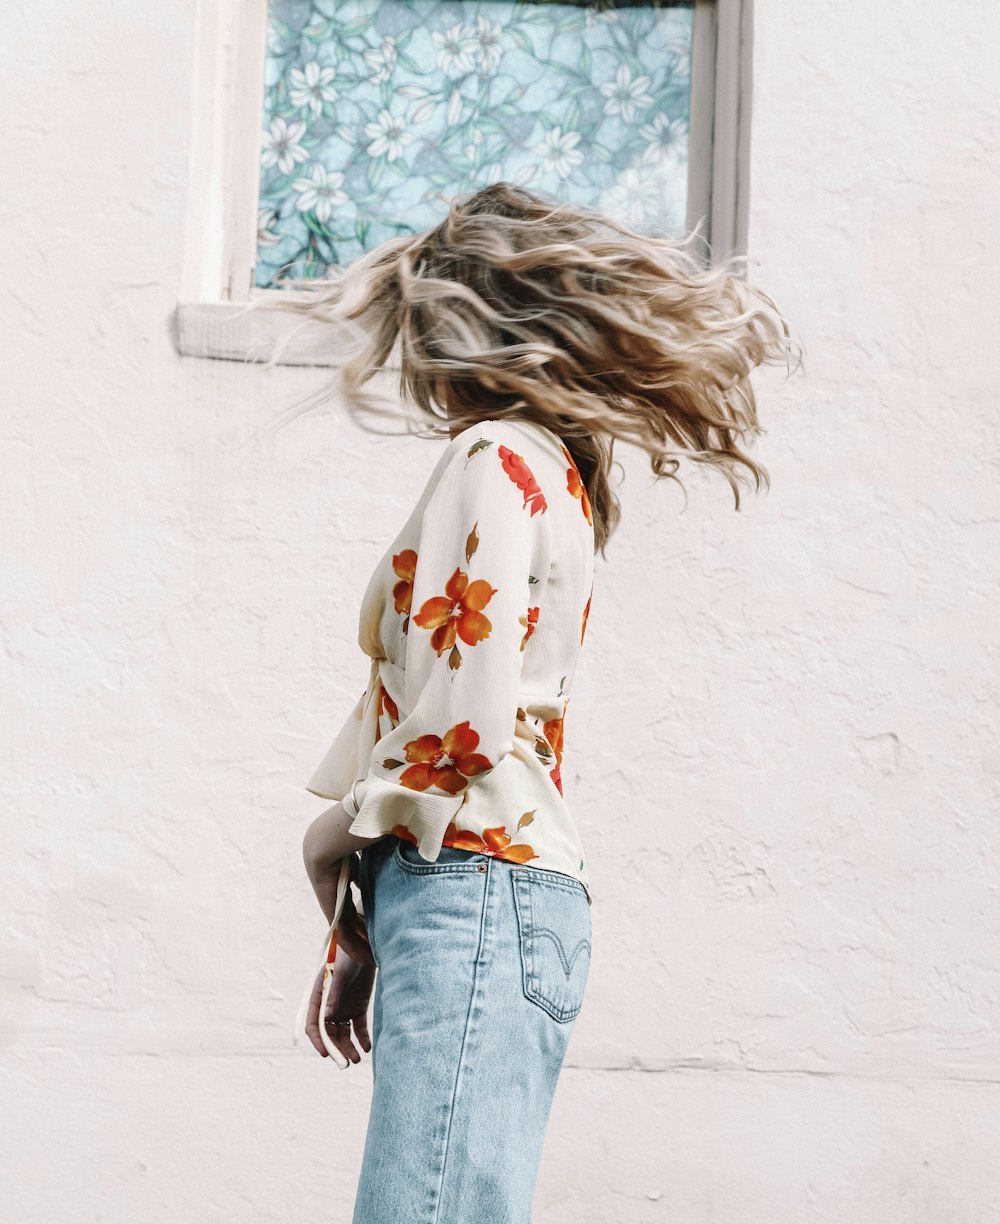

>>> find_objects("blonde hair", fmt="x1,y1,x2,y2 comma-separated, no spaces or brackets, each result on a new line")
259,182,801,555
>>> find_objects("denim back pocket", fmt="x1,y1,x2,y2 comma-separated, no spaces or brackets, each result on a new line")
512,868,592,1023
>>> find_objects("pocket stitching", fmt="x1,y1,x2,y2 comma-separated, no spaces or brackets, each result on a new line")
392,839,489,875
526,926,591,977
510,865,588,897
513,875,591,1023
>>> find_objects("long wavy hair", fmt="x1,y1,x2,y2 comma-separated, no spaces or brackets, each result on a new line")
257,182,801,556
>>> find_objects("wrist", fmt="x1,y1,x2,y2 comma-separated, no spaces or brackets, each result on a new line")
304,847,354,886
302,800,373,880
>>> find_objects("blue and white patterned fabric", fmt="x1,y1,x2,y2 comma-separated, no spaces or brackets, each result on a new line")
257,0,693,284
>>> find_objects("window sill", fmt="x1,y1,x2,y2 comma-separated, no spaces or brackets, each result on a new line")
173,293,353,367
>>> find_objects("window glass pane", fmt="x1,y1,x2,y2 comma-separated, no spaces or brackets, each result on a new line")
257,0,693,286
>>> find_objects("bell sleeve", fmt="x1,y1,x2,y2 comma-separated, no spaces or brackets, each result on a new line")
342,428,552,861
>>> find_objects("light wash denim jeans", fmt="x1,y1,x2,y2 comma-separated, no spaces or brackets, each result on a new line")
353,833,593,1224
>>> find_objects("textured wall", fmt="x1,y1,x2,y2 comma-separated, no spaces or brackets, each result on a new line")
3,2,999,1220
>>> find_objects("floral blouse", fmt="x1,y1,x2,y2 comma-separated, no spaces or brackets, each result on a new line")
305,416,596,898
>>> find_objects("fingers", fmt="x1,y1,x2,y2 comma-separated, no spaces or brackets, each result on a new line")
304,972,329,1058
306,987,363,1063
324,1013,363,1064
302,965,372,1063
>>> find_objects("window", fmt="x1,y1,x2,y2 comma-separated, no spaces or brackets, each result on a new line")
258,0,695,286
175,0,751,363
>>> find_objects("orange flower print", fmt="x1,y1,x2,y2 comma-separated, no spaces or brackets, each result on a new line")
519,605,539,651
498,445,547,516
442,820,539,864
413,565,497,666
561,444,592,526
397,720,493,794
391,823,418,845
379,684,399,724
392,549,417,632
542,711,565,796
581,590,592,645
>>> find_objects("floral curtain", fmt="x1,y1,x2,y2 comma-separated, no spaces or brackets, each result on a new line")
257,0,693,286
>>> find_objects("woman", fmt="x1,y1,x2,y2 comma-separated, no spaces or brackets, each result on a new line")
281,183,797,1222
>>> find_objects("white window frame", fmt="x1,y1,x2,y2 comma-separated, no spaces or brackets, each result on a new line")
175,0,753,365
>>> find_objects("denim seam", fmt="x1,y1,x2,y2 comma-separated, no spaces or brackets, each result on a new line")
429,857,491,1223
359,852,377,968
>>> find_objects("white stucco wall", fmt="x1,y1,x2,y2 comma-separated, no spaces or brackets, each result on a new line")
3,2,999,1220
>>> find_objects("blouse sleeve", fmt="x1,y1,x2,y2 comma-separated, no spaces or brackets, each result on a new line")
342,428,552,860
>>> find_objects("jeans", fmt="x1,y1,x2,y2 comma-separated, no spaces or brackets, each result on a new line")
353,834,593,1224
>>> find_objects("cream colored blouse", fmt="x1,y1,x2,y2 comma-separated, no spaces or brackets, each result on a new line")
306,416,596,899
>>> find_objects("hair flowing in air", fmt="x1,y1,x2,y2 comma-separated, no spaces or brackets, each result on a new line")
257,182,802,555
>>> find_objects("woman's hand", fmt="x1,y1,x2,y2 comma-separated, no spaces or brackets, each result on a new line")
301,803,383,1061
304,951,375,1064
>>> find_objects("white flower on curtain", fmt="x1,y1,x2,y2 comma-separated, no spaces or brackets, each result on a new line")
534,127,585,179
433,23,479,75
363,109,414,161
640,112,688,163
599,65,655,123
261,115,309,175
258,206,282,249
471,15,505,75
291,164,348,222
287,61,339,120
363,35,399,84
